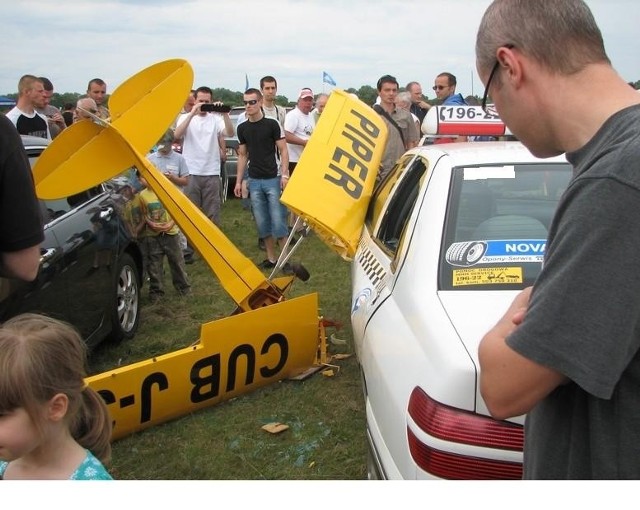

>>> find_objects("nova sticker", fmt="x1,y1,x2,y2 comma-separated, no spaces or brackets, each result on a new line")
453,267,523,287
446,240,546,267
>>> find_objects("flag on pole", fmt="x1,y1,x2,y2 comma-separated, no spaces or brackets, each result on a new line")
245,73,249,91
322,71,336,87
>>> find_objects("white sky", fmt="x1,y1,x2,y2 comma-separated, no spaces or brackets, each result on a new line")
1,0,637,102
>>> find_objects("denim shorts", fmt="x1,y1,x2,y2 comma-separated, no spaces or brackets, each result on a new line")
248,177,288,239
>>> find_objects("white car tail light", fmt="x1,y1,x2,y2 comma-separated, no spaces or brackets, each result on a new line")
408,387,523,479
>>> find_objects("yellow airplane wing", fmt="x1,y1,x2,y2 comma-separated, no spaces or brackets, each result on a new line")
32,59,284,311
280,90,387,261
90,293,319,440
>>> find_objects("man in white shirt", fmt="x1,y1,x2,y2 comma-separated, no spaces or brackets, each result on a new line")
284,88,315,177
283,88,315,233
174,86,234,228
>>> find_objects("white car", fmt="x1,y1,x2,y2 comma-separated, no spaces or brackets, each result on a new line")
351,120,572,479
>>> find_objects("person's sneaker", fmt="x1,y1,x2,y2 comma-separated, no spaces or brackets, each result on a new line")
258,259,276,269
183,254,195,265
258,238,265,250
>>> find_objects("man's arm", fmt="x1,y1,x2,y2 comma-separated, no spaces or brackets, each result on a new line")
47,109,66,133
234,143,248,198
478,287,568,420
276,139,289,188
218,133,227,164
221,112,234,137
1,245,41,281
284,130,308,147
166,172,188,188
174,105,202,140
405,112,420,149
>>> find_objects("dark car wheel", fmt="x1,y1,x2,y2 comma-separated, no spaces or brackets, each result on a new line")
110,253,140,342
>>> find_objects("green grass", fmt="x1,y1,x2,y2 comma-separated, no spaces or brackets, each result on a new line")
89,197,367,479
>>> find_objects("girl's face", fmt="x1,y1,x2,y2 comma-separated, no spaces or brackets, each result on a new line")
0,407,42,462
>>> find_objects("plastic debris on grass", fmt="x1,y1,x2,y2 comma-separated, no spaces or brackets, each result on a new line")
329,333,347,346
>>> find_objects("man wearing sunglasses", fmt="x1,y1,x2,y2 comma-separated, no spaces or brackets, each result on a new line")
432,72,467,143
433,72,466,106
477,0,640,480
234,89,290,272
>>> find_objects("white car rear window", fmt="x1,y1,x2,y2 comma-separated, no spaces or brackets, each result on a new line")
440,163,572,290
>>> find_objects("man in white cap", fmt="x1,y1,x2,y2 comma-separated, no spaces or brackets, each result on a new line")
283,87,315,233
284,87,314,177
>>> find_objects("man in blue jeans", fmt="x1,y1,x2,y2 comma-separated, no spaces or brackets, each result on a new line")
234,88,291,271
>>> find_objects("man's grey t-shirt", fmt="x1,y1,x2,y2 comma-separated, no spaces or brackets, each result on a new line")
507,105,640,479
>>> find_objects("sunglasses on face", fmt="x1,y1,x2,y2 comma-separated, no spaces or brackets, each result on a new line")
243,99,258,105
432,85,449,91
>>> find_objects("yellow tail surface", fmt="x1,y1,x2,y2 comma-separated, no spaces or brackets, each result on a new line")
281,90,387,260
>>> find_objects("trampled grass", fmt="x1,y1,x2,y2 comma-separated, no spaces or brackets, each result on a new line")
89,197,367,480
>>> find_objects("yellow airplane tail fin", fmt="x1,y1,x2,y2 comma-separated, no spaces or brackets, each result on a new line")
109,58,193,154
33,58,193,199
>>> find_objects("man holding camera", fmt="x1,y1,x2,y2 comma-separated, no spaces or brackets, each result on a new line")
174,86,234,228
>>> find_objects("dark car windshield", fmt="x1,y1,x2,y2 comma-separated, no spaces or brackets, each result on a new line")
439,162,572,291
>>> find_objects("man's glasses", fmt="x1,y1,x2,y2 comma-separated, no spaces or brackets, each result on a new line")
432,85,449,91
243,99,258,105
481,44,514,112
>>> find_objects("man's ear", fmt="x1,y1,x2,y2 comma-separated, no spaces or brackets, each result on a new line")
498,46,523,87
47,393,69,422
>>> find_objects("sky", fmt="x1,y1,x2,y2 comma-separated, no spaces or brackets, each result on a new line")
1,0,638,102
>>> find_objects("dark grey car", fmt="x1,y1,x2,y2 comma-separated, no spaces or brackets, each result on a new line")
0,136,144,350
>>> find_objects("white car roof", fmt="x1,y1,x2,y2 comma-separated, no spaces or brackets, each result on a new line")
406,141,569,167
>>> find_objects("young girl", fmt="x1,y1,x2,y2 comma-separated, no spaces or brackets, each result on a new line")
0,313,113,479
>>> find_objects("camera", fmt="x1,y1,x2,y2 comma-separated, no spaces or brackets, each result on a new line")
200,103,231,113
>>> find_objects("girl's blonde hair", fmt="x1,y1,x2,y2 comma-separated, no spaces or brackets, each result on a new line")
0,313,112,463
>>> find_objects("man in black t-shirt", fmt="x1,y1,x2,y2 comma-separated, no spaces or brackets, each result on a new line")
5,75,51,140
234,88,290,271
0,114,44,280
